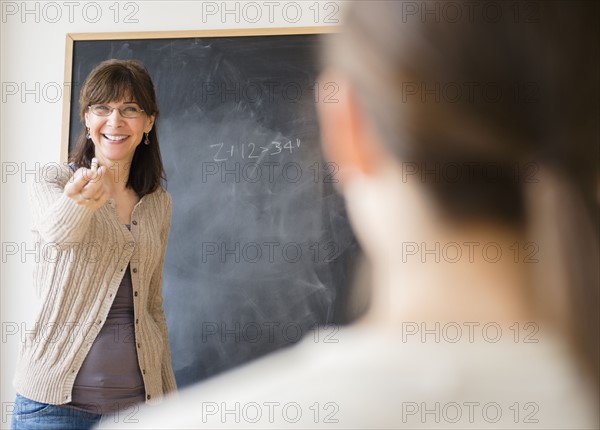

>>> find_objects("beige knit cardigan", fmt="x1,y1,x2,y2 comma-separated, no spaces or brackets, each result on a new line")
13,163,177,406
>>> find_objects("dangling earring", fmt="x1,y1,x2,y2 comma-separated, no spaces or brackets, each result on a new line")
86,128,91,139
144,132,150,145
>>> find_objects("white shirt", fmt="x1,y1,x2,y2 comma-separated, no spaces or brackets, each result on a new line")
97,324,599,429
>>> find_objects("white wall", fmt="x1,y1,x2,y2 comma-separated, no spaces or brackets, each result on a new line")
0,1,339,425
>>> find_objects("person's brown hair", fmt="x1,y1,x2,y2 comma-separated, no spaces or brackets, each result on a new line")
70,59,166,197
325,1,599,381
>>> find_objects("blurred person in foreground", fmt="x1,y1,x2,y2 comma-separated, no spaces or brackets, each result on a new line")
98,1,599,428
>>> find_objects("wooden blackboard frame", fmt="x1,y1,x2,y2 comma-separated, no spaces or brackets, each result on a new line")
60,26,360,387
60,26,337,162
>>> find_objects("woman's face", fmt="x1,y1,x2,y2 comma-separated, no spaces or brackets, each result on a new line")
85,98,155,169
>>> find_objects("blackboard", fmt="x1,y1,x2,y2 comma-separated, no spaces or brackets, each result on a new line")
63,28,359,388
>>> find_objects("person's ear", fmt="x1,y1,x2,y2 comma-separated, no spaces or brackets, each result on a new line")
316,68,383,189
145,114,155,133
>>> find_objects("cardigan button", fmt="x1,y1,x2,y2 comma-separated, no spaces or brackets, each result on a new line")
132,268,138,273
147,394,151,400
136,318,139,324
137,343,141,348
134,291,138,297
132,220,138,225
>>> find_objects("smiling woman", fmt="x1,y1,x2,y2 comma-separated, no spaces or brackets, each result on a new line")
85,101,150,181
85,102,148,150
12,59,176,430
71,59,165,199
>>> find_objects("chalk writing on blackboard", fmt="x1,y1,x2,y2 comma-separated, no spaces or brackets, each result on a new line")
210,139,302,161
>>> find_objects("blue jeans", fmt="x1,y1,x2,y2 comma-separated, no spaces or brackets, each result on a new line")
11,394,102,430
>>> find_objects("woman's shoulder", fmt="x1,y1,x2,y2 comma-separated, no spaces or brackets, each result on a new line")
144,185,172,207
29,161,75,189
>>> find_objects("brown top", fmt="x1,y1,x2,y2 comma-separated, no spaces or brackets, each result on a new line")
68,224,146,414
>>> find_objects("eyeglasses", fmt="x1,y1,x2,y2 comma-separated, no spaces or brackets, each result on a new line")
88,104,145,119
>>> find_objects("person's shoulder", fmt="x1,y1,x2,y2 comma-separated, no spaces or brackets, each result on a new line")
28,161,74,190
97,327,599,429
146,186,172,205
148,185,173,202
44,162,74,179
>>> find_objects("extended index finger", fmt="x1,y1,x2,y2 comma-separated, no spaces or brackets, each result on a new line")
71,167,97,191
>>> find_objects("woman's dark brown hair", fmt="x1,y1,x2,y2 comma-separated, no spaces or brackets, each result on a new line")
325,1,599,381
70,59,166,197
